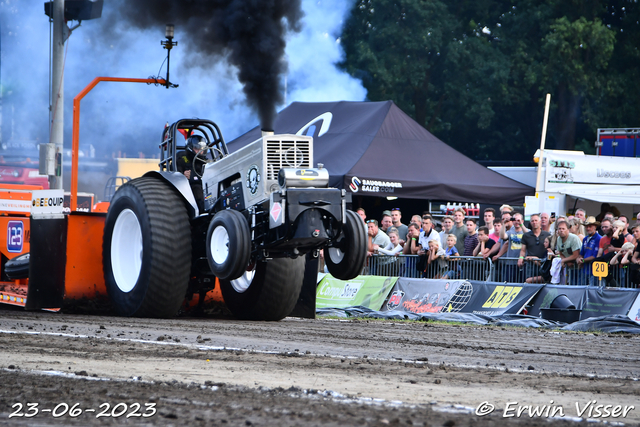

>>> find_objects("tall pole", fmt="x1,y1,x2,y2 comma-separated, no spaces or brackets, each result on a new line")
535,93,551,195
49,0,65,189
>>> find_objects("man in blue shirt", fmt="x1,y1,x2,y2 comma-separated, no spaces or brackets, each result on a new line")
577,216,601,286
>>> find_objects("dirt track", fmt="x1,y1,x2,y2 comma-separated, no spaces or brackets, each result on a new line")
0,307,638,426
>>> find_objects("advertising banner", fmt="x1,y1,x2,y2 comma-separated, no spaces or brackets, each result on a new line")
464,282,543,316
581,288,639,319
380,278,467,313
543,150,640,203
627,293,640,323
545,150,640,187
527,285,589,317
315,275,397,310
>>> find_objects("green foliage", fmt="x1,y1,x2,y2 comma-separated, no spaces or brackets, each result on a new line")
340,0,640,161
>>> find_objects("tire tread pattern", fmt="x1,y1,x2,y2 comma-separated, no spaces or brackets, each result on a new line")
325,210,367,280
221,257,306,321
104,177,191,317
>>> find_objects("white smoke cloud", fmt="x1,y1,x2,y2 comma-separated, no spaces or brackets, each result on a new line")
0,0,365,158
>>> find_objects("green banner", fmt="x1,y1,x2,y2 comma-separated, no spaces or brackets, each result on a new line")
316,275,397,310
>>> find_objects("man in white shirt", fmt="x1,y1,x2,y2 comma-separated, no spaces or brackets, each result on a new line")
418,215,439,255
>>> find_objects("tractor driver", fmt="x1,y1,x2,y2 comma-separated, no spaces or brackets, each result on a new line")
177,135,208,211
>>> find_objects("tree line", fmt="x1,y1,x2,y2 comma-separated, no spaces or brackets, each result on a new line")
340,0,639,162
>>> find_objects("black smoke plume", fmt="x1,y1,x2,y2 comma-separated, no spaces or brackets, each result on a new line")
112,0,303,130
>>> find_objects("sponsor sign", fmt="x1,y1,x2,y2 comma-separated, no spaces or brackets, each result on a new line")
380,278,467,313
316,275,397,310
347,175,403,194
6,220,24,253
63,193,94,212
0,199,31,213
627,293,640,323
526,285,640,320
464,282,543,316
582,288,638,319
527,285,588,317
31,189,65,216
545,150,640,189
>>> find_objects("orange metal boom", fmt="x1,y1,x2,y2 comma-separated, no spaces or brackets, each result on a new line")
70,77,167,211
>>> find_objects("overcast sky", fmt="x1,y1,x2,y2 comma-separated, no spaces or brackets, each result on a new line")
0,0,366,157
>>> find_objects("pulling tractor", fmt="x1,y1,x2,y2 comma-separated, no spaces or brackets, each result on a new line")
0,76,367,321
102,118,368,320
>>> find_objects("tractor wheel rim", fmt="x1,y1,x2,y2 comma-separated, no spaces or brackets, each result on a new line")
230,265,256,293
328,247,344,263
111,209,142,293
210,225,230,265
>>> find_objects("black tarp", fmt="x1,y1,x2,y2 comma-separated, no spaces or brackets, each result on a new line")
316,307,640,332
228,101,533,204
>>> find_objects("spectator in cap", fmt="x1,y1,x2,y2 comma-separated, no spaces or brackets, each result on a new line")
380,214,393,234
577,216,601,286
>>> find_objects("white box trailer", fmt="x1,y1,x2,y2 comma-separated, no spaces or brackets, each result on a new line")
525,149,640,220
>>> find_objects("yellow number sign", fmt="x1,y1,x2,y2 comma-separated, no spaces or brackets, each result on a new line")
592,261,608,278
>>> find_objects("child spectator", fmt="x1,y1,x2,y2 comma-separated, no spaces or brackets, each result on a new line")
463,218,478,256
426,239,447,278
442,234,461,279
473,226,496,259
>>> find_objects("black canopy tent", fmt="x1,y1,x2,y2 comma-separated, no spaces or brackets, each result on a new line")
228,101,533,205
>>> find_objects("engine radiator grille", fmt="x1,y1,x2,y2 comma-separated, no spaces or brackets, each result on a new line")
265,138,312,181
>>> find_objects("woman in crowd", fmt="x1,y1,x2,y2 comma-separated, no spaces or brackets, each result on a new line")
568,218,585,242
378,230,403,256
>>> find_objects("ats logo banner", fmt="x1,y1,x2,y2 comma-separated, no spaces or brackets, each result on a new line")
7,221,24,253
482,286,522,309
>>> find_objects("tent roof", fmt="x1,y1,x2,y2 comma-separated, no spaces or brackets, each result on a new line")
228,101,533,204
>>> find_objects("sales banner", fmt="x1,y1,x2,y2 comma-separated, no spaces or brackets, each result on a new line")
380,278,467,313
315,275,397,310
581,288,640,319
526,285,589,317
464,282,544,316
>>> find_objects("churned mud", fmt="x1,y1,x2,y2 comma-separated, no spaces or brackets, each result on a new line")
0,309,637,426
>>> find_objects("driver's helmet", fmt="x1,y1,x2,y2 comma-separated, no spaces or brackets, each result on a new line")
186,135,207,155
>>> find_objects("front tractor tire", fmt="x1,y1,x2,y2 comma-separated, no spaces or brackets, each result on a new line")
220,257,306,321
206,209,251,281
103,177,192,317
325,210,367,280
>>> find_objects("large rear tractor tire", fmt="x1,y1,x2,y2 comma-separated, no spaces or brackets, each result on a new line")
206,209,251,281
220,257,306,321
325,210,367,280
103,177,192,317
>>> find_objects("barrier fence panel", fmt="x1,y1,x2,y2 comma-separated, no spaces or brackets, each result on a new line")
489,257,637,288
362,255,638,288
493,257,542,284
365,255,493,281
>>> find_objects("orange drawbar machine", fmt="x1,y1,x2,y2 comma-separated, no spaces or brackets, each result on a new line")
0,78,168,311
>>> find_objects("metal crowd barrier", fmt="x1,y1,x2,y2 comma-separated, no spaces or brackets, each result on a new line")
363,255,638,288
364,255,493,281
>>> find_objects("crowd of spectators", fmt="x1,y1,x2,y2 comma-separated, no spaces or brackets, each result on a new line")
358,205,640,287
